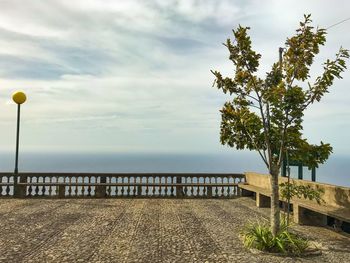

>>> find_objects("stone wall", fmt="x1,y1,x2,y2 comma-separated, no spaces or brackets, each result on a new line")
244,172,350,209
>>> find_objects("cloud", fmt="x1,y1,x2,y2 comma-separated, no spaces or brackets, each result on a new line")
0,0,349,154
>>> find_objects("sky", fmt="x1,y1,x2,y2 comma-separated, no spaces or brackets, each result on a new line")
0,0,350,156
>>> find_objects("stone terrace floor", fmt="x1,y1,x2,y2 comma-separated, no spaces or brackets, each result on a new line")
0,198,349,263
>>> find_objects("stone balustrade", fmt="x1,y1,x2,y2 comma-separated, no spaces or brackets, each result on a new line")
0,173,245,198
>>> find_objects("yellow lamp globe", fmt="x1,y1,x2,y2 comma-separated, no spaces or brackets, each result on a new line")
12,91,27,105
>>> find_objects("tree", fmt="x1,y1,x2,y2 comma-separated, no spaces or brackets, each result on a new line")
211,14,349,236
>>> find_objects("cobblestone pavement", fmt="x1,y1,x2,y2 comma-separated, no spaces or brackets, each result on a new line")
0,198,349,262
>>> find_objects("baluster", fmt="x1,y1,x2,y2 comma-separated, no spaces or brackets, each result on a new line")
106,177,111,197
73,176,77,196
169,177,174,196
73,177,77,196
41,176,46,196
190,177,194,197
38,176,42,196
173,176,176,196
219,177,223,197
34,177,39,196
127,177,130,197
203,177,206,197
137,177,141,196
114,176,118,197
223,177,226,197
196,177,199,197
208,177,211,197
81,177,85,197
28,176,32,196
116,177,120,196
67,177,72,197
156,176,159,196
115,177,123,196
148,176,151,196
143,177,146,196
157,176,160,197
157,176,160,196
234,177,238,195
87,176,91,196
220,178,223,197
92,176,95,197
52,176,56,196
221,180,225,196
153,176,156,196
130,177,133,196
227,177,230,196
132,177,136,196
227,177,231,197
198,176,201,197
6,175,10,196
124,177,127,197
221,177,224,197
48,176,52,196
149,176,152,196
162,177,165,197
197,177,200,197
147,176,151,196
168,177,171,196
90,176,94,197
164,177,168,196
114,176,118,196
227,176,230,196
56,176,59,196
0,177,6,196
120,177,124,196
0,176,2,197
232,185,235,196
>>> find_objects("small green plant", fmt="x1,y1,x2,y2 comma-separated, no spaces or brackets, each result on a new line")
241,219,309,256
280,182,324,204
279,181,325,225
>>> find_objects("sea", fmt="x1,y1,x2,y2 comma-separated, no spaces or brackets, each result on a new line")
0,152,349,187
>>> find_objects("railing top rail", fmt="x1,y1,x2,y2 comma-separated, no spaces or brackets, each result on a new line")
0,172,245,178
17,183,239,187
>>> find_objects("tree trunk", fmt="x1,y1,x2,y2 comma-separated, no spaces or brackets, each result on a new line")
270,164,280,236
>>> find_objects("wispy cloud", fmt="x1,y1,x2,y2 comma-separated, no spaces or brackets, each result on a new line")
0,0,349,154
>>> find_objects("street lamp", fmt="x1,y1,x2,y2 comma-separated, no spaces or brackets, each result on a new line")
12,91,26,174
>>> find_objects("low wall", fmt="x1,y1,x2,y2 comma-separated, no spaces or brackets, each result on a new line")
0,172,244,198
244,172,350,209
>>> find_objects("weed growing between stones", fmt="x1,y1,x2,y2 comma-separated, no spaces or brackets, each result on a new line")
240,218,309,256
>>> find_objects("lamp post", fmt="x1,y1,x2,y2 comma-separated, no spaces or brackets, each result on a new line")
12,91,26,175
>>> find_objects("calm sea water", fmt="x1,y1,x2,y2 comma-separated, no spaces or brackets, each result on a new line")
0,152,349,187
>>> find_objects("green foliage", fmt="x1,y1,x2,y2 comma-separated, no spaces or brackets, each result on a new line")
280,182,324,204
212,14,349,171
241,220,309,256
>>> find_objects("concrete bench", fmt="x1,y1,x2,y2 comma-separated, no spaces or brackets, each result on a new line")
294,200,350,227
239,183,274,208
239,182,350,229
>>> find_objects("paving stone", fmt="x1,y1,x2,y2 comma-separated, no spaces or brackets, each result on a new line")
0,198,349,262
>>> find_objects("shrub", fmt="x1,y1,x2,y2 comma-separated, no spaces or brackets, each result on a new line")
241,219,308,256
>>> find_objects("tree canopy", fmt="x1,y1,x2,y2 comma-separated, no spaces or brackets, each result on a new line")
212,14,349,172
